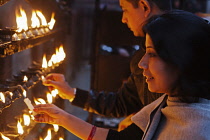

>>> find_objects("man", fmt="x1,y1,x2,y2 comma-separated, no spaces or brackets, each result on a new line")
43,0,172,125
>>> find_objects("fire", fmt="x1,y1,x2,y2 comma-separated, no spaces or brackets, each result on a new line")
36,10,47,26
44,129,52,140
31,10,40,28
51,89,58,97
47,92,53,103
53,124,59,132
0,92,5,103
16,7,28,32
0,132,10,140
23,114,31,126
17,120,24,135
59,137,64,140
34,98,46,105
23,75,28,82
48,12,56,30
58,45,66,62
42,54,48,69
23,90,27,98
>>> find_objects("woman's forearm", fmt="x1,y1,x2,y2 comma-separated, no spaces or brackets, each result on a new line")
61,113,109,140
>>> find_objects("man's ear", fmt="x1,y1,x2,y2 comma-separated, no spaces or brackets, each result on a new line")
139,0,151,17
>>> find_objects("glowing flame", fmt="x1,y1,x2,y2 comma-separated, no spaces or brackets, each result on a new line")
57,45,66,62
0,132,10,140
9,92,13,98
42,54,48,69
23,114,30,126
0,92,5,103
17,120,24,135
36,10,47,26
59,137,64,140
47,92,53,103
41,76,45,80
16,7,28,32
31,10,40,28
48,12,56,30
23,90,27,98
23,75,28,82
44,129,52,140
51,89,58,97
48,59,53,67
53,124,59,132
34,98,46,105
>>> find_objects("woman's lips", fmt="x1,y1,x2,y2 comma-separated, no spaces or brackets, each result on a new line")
146,77,154,82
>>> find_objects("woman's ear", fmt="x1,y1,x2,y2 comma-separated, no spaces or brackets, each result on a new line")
139,0,151,17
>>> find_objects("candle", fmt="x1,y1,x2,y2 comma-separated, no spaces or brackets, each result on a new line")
24,98,36,115
24,98,34,111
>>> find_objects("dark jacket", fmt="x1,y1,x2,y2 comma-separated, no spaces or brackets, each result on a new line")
72,48,162,118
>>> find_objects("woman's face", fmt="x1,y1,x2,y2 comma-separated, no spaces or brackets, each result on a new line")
138,34,179,95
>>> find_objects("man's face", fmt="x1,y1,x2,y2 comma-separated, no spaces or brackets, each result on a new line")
120,0,149,37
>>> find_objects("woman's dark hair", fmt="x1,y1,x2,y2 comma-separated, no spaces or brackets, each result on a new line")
126,0,172,11
143,10,210,102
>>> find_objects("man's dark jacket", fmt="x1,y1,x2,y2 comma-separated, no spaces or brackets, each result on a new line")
72,48,162,118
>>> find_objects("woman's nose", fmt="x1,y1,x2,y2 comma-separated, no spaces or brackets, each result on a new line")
138,55,148,69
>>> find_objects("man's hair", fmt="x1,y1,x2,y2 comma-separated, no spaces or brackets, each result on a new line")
143,10,210,102
126,0,172,11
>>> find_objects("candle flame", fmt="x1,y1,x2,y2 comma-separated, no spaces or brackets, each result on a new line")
0,92,5,103
36,10,47,26
23,90,27,98
47,92,53,103
48,12,56,30
23,75,28,82
48,59,53,67
53,124,59,132
44,129,52,140
42,54,48,69
31,10,40,28
0,132,10,140
58,45,66,62
23,114,31,126
34,98,46,105
17,120,24,135
51,89,58,97
16,7,28,32
59,137,64,140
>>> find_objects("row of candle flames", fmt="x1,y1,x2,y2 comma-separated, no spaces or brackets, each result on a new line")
0,44,66,140
7,7,56,41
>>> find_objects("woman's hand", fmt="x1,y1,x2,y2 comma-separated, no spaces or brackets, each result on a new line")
33,104,68,126
42,73,75,100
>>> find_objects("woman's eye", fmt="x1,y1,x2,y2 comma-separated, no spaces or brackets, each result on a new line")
148,53,157,57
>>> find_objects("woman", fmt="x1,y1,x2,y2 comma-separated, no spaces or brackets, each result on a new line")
33,10,210,140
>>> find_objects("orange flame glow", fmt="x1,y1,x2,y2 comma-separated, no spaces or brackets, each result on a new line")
23,114,31,126
44,129,52,140
0,92,5,103
42,54,48,69
17,120,24,135
53,124,59,132
47,92,53,103
48,12,56,30
36,10,47,26
0,132,10,140
34,98,46,105
23,75,28,82
16,7,28,32
31,10,40,28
